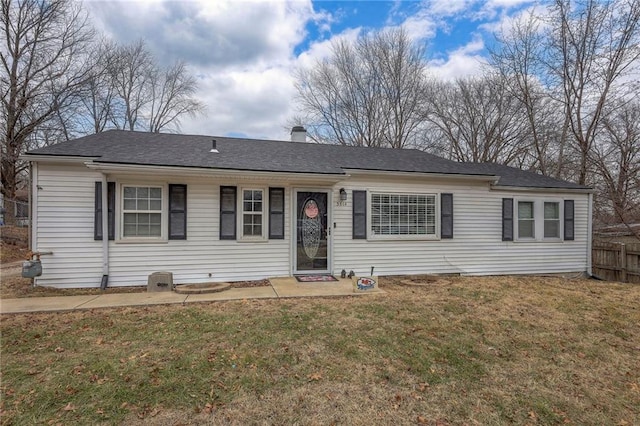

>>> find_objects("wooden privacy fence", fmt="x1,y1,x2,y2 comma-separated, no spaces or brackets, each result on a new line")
592,242,640,283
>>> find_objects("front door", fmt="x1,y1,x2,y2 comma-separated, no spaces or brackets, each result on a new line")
295,191,329,273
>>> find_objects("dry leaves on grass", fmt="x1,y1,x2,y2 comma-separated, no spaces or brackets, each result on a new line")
1,276,639,426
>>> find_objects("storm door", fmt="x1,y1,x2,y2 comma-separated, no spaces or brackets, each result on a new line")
295,191,329,273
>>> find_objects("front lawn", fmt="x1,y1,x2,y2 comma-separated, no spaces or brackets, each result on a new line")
1,276,639,425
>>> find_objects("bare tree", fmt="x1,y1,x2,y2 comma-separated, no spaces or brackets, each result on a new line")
423,75,529,164
78,39,120,134
549,0,640,185
591,100,640,230
490,11,567,177
105,40,205,133
108,40,155,131
294,28,428,148
0,0,93,199
147,61,205,133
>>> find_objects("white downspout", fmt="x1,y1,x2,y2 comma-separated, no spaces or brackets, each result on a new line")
587,193,593,275
101,173,109,288
29,162,36,253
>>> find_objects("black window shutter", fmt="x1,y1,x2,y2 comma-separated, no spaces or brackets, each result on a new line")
269,187,285,239
441,193,453,239
352,190,367,239
220,186,237,240
169,184,187,240
564,200,575,241
94,181,115,241
502,198,514,241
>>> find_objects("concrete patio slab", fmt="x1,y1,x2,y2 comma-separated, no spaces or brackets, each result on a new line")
0,277,384,314
0,295,100,314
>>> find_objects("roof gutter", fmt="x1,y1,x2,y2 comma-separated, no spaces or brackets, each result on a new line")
21,154,99,163
83,161,349,183
490,184,594,194
342,168,500,183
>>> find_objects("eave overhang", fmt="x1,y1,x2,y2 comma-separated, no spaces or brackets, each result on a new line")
21,154,99,163
83,161,348,184
489,184,594,194
342,168,500,184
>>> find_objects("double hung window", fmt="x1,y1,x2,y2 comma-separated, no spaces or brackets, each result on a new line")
517,201,535,239
122,186,163,238
514,199,563,241
242,189,264,238
544,202,560,238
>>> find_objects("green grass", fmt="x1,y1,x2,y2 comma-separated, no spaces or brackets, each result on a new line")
1,275,639,425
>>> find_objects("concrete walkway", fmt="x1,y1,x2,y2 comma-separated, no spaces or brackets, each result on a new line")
0,277,384,314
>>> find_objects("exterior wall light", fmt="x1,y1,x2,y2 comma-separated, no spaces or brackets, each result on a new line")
339,188,347,201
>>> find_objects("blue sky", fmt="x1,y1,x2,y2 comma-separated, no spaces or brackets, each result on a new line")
303,1,493,56
84,0,537,139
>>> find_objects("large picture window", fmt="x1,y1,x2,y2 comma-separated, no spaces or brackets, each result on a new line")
122,186,163,238
371,193,436,237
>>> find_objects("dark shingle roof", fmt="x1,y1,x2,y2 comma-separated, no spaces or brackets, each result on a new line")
26,130,588,190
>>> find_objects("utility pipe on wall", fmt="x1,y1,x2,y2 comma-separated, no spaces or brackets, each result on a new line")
101,173,109,289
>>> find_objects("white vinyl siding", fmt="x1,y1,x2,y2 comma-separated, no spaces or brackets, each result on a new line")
32,164,104,287
31,162,590,288
331,177,589,278
32,164,290,288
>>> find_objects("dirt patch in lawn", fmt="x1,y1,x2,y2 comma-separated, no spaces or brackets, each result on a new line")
1,226,29,263
392,274,452,287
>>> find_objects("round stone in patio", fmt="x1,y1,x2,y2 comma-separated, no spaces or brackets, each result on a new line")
173,282,231,294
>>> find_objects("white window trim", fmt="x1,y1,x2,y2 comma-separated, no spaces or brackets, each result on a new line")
516,200,536,241
367,191,440,241
117,182,168,242
237,186,268,242
543,200,562,240
514,198,564,242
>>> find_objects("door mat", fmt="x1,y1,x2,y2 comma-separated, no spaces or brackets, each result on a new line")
295,275,338,282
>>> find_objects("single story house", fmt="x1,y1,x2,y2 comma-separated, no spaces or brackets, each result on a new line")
23,128,593,288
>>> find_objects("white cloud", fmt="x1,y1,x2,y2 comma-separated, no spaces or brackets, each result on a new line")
181,67,297,140
296,27,361,68
428,37,488,80
485,0,534,9
83,0,325,139
400,8,439,41
85,0,316,69
428,0,475,16
80,0,538,140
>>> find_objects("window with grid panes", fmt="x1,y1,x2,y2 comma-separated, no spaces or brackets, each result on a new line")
241,189,264,238
122,186,162,238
